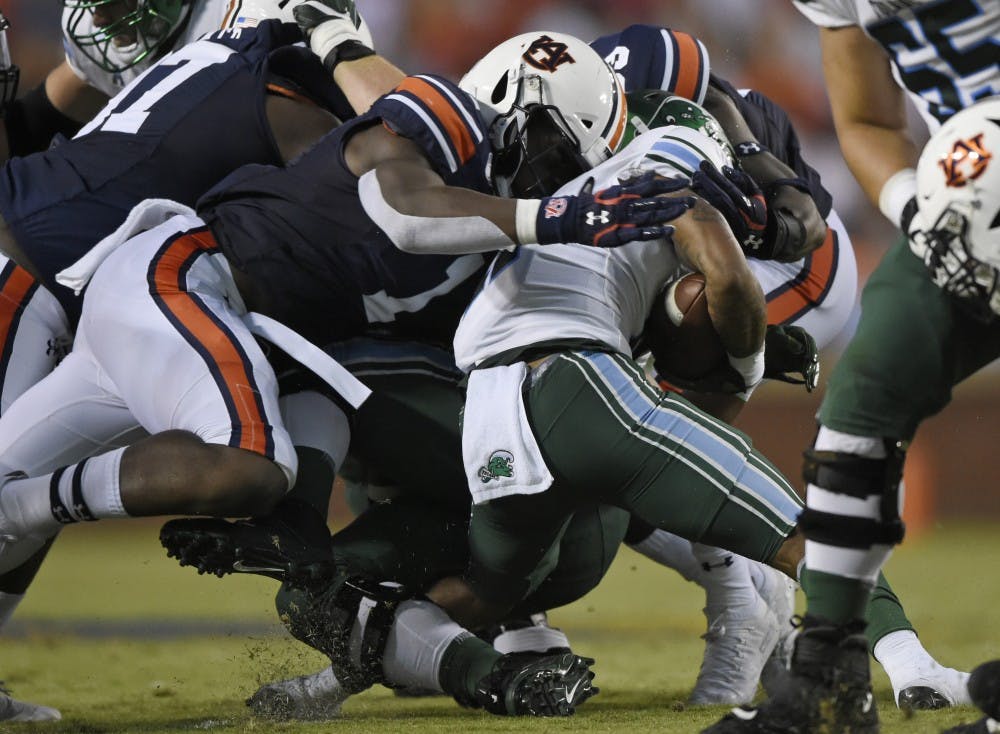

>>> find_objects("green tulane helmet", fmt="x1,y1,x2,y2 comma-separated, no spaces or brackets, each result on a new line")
622,88,736,166
63,0,191,74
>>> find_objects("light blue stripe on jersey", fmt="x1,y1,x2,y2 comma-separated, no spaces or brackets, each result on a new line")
650,139,703,171
584,351,801,524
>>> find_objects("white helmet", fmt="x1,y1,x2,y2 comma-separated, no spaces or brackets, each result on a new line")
912,96,1000,321
460,31,627,197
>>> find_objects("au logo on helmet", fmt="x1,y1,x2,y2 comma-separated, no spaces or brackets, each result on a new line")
939,133,992,188
522,35,576,72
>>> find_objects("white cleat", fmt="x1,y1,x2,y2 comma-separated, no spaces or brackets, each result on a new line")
893,659,972,709
752,564,798,698
689,592,781,705
247,665,348,721
874,629,972,709
0,690,62,722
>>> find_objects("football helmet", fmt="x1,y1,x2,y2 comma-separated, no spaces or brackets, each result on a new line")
63,0,192,74
622,89,735,167
911,96,1000,321
460,31,627,198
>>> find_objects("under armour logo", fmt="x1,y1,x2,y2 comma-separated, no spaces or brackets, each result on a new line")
523,35,576,72
737,141,763,156
586,210,610,226
701,556,735,572
51,504,73,524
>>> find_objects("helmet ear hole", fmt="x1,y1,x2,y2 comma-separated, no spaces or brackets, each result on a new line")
490,73,509,106
580,119,594,129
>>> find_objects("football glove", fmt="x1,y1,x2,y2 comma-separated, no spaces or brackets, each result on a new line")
691,160,769,256
291,0,375,74
655,349,765,402
534,172,694,248
763,324,819,391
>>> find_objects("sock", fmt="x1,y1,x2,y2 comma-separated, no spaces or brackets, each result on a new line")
492,623,570,654
286,446,337,517
802,427,895,626
0,448,127,537
381,599,466,693
692,543,757,614
864,572,914,653
873,629,931,680
438,630,503,699
629,529,702,582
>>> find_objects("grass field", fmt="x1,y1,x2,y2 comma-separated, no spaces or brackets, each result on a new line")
6,519,1000,733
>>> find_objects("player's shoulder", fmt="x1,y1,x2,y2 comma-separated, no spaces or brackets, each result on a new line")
370,74,491,184
591,24,710,104
792,0,862,27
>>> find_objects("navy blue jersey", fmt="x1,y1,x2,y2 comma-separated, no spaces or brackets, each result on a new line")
708,74,833,219
590,26,832,220
199,74,493,347
591,24,711,105
0,20,320,321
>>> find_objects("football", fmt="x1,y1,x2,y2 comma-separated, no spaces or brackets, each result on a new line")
644,272,727,382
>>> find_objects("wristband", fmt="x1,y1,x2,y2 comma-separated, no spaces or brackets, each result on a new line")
878,168,917,230
727,348,766,402
320,40,375,75
515,199,541,245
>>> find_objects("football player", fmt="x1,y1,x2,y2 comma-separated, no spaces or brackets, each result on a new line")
589,23,967,711
0,1,402,720
703,1,1000,732
0,28,689,717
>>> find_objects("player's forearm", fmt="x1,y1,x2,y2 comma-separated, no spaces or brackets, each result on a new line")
674,202,765,357
836,120,920,208
334,55,406,114
44,61,107,124
359,167,520,254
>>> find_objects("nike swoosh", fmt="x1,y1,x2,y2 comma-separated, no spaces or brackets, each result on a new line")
564,677,586,702
233,561,284,573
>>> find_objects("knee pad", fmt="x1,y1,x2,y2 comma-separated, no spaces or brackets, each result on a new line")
798,440,907,548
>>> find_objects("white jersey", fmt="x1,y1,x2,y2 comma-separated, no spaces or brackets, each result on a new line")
793,0,1000,130
62,0,286,97
454,126,730,372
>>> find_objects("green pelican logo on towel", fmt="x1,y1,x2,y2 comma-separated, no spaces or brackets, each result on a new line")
478,450,514,483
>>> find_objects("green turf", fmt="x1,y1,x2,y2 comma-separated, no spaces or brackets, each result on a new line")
6,520,999,732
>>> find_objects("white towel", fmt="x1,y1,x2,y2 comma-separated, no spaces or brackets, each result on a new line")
462,363,554,505
244,312,371,409
56,199,196,294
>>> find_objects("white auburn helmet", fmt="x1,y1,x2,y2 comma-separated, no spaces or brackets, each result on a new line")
459,31,628,197
912,96,1000,321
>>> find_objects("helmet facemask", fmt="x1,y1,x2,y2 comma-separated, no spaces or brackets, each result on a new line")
489,72,593,198
912,206,1000,323
63,0,189,74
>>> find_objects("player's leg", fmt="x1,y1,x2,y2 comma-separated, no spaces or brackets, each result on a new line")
0,257,74,713
705,241,1000,734
0,219,297,550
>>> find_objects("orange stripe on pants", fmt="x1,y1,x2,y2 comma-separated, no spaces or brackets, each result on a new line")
151,231,268,456
767,227,837,325
0,265,38,356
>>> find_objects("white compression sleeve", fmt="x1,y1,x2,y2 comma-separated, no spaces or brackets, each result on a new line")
358,170,518,255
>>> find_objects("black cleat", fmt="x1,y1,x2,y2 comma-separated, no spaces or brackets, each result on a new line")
702,616,879,734
898,685,951,710
944,661,1000,734
160,498,334,586
469,652,597,717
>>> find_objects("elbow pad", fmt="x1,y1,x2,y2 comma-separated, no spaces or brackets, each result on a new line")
358,170,517,255
4,82,83,157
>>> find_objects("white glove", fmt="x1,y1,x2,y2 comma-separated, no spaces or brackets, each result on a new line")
289,0,375,73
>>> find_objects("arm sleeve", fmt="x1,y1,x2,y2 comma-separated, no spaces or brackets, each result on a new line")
3,82,83,156
791,0,858,28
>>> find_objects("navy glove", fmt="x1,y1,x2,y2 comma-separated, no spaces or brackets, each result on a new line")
764,324,820,391
535,172,694,248
691,160,769,256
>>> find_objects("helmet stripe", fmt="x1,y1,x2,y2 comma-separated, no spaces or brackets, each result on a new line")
605,75,628,152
